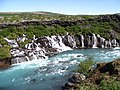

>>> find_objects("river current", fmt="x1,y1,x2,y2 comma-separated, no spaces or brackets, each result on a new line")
0,48,120,90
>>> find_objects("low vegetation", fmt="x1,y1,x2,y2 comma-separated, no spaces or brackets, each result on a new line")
76,57,95,77
0,46,11,60
73,58,120,90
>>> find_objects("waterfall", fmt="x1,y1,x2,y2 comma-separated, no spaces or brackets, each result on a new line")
80,34,84,48
57,36,72,51
92,34,97,48
26,56,30,61
4,38,19,47
46,36,72,52
104,41,109,48
67,35,76,48
112,39,118,47
10,34,120,64
108,39,112,48
97,34,105,48
25,43,32,49
101,38,105,48
116,42,119,47
46,36,61,51
32,53,37,60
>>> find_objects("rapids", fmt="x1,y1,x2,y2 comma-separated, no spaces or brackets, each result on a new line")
0,48,120,90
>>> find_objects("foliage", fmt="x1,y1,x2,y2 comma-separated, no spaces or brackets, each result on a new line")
0,46,11,59
0,13,117,40
0,35,8,45
77,78,120,90
99,78,120,90
18,39,32,48
7,33,18,40
77,57,95,76
77,83,97,90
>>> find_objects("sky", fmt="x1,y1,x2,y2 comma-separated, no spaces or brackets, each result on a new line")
0,0,120,15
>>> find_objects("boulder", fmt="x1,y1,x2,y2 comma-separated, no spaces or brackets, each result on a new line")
64,82,75,90
96,58,120,75
69,73,85,83
0,58,11,68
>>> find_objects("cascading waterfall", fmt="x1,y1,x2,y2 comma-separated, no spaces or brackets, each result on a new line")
57,36,72,51
67,35,76,48
108,39,112,48
25,56,30,61
111,39,119,47
7,33,120,64
80,34,84,48
46,36,72,52
101,38,105,48
104,41,108,48
92,34,97,48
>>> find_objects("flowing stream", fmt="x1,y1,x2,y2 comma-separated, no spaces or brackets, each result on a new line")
0,48,120,90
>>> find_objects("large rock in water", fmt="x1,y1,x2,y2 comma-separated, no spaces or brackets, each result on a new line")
0,58,11,68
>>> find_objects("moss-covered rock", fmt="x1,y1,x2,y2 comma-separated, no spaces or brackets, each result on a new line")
63,58,120,90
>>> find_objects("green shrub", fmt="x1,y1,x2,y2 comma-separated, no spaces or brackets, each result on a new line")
99,78,120,90
77,57,95,76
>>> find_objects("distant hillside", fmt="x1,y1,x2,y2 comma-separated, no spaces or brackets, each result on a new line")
0,11,63,17
0,11,98,24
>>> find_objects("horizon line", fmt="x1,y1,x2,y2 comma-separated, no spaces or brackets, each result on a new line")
0,11,119,15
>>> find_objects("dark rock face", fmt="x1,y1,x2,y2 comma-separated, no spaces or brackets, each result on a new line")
63,35,76,48
62,34,119,48
0,58,11,68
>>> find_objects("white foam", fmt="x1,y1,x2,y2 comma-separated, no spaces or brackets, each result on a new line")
92,34,98,48
113,47,120,50
80,34,84,48
46,36,72,52
12,78,16,82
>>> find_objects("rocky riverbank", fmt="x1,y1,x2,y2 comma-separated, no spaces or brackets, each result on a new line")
0,33,120,68
63,58,120,90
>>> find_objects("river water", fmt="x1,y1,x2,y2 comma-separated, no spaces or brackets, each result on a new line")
0,48,120,90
